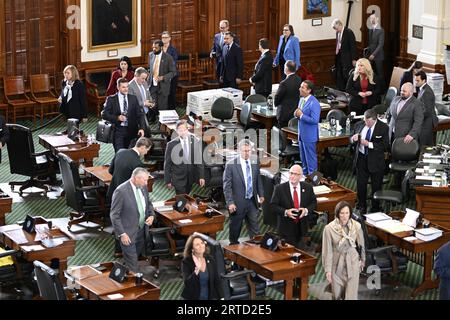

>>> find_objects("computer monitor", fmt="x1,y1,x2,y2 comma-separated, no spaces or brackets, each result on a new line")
67,118,79,140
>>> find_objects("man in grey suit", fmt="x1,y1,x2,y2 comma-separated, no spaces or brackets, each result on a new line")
223,139,265,245
164,120,205,195
128,67,157,123
110,168,155,273
388,82,424,145
148,40,176,111
366,14,385,90
415,70,438,147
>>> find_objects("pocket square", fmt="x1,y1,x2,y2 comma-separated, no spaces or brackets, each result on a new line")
375,136,382,138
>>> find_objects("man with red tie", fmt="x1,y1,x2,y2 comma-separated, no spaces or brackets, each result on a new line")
270,164,317,248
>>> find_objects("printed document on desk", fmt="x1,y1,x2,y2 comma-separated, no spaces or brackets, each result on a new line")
415,228,443,242
365,212,392,226
403,208,420,228
313,185,331,195
376,219,414,233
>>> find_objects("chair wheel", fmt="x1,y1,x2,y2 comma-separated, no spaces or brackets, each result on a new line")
67,226,71,231
153,272,159,279
393,285,399,291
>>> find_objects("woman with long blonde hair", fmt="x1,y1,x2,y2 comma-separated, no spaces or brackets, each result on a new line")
346,58,380,115
58,65,88,122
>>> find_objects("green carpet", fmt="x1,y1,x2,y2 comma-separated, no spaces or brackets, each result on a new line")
1,110,448,300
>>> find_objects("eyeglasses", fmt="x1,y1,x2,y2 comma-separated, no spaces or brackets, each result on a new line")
289,172,301,176
283,29,290,31
161,36,170,39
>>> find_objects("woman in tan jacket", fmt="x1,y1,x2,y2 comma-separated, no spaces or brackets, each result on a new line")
322,201,365,300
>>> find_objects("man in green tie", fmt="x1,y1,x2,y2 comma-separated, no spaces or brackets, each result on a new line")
110,167,155,273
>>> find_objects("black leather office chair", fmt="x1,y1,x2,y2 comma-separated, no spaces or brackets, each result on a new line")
352,213,408,296
0,248,35,299
326,109,347,127
373,169,413,214
390,138,420,173
193,232,266,300
57,153,105,231
260,169,280,228
240,102,265,131
271,126,299,165
209,97,242,131
383,87,397,109
244,94,266,104
6,124,56,196
33,260,68,300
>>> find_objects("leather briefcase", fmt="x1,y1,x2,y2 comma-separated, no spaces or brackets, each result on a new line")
96,120,114,143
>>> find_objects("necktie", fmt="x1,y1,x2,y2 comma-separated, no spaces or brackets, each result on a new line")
139,84,146,102
223,44,230,60
183,138,189,162
245,160,253,199
300,99,306,110
134,187,145,228
365,127,372,155
293,186,299,209
122,94,128,126
153,55,160,78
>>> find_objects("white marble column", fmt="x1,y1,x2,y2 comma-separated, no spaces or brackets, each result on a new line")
417,0,450,65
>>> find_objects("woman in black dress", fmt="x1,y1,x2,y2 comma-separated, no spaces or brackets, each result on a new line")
58,65,88,122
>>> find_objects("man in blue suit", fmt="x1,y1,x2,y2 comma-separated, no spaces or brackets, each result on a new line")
210,20,239,81
294,80,321,175
223,139,265,245
273,24,301,80
434,241,450,300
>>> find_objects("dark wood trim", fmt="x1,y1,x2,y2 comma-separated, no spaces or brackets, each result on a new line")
0,0,5,77
397,0,409,66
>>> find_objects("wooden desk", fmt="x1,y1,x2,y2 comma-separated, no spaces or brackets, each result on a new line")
66,262,160,300
314,180,357,221
0,217,75,283
0,191,13,226
38,134,100,167
84,166,155,192
366,211,450,297
415,186,450,229
223,240,317,300
155,195,225,239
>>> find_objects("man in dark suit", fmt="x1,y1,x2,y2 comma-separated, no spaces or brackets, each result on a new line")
388,82,424,144
128,67,156,123
102,78,146,153
274,60,302,128
434,240,450,300
0,115,9,164
366,14,385,90
221,32,244,89
148,40,176,111
164,120,205,195
223,139,265,245
415,71,438,146
249,38,273,98
110,168,155,273
94,0,131,45
270,165,317,248
332,19,357,91
210,20,239,81
350,109,389,213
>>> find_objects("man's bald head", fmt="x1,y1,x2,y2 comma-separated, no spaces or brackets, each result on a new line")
400,82,413,99
289,164,303,185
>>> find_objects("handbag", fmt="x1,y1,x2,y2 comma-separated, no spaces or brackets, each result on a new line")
96,120,114,143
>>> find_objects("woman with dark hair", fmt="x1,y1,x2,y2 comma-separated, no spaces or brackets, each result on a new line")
400,60,423,94
58,65,88,122
322,201,365,300
181,234,224,300
161,31,179,110
273,24,301,80
106,56,135,96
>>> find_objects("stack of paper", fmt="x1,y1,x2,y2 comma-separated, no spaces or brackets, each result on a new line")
159,110,179,123
376,219,414,233
365,212,392,226
415,228,443,242
313,185,331,195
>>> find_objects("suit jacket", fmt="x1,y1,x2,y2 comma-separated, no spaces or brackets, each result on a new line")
59,80,88,121
0,116,10,163
222,43,244,82
251,51,273,97
106,148,144,203
102,93,145,139
296,95,321,143
181,255,224,300
106,70,134,96
418,83,438,146
210,32,240,66
148,52,176,96
128,79,152,108
164,135,205,190
367,27,385,61
336,27,357,73
110,180,155,242
388,96,424,141
434,241,450,300
274,74,302,127
346,74,381,111
223,156,264,209
351,120,389,173
274,35,301,70
270,181,317,239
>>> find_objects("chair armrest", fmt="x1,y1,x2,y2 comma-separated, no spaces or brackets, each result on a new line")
0,249,18,259
31,150,53,158
367,245,396,255
220,269,256,280
148,227,172,234
76,185,104,192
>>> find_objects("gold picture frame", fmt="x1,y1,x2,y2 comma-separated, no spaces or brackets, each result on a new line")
88,0,137,52
303,0,332,20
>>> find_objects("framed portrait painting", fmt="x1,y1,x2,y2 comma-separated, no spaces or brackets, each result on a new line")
88,0,137,52
303,0,332,19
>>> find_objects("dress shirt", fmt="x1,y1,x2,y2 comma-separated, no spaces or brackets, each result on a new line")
239,157,252,194
119,93,128,127
358,120,376,154
284,182,308,216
